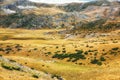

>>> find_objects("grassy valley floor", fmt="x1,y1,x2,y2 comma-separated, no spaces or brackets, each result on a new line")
0,28,120,80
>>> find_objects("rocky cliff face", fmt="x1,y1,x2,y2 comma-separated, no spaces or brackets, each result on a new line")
0,0,120,31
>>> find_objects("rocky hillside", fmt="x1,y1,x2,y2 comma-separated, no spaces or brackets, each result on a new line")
0,0,120,31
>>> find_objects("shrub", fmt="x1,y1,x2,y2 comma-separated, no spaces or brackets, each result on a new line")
56,46,59,49
72,58,79,62
9,59,16,62
112,41,118,43
79,63,83,65
76,50,83,54
86,44,89,47
62,50,66,53
102,49,105,51
90,58,103,66
12,67,21,71
32,74,39,78
94,52,98,56
5,47,12,51
0,55,2,57
62,48,65,50
110,51,117,55
90,58,99,64
0,48,4,51
100,56,106,61
1,36,9,41
34,48,37,50
52,51,86,61
67,59,71,62
1,63,21,71
89,46,94,48
84,51,88,55
17,48,22,51
112,47,119,51
88,50,94,52
51,74,62,80
15,44,22,48
6,51,10,54
97,61,102,66
1,63,13,70
46,52,52,55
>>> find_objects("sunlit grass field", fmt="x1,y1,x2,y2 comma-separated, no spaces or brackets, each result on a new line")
0,28,120,80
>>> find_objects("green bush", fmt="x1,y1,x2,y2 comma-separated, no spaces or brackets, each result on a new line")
32,74,39,78
100,56,106,61
34,48,37,50
91,58,103,66
52,50,86,61
88,50,94,52
1,63,21,71
97,61,102,66
1,63,13,70
110,51,117,55
46,52,52,55
5,47,12,51
84,51,88,55
51,74,62,80
9,59,16,62
76,50,83,54
90,58,99,64
12,67,21,71
112,47,119,51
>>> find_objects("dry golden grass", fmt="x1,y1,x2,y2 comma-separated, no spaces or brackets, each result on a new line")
22,7,65,15
0,28,120,80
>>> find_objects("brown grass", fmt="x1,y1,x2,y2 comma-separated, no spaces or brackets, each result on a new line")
22,7,65,15
0,28,120,80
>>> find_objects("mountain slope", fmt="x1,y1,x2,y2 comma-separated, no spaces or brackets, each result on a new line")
0,0,120,31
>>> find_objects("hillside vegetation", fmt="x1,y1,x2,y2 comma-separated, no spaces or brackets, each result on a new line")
0,0,120,30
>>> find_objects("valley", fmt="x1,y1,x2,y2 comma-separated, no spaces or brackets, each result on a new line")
0,0,120,80
0,28,120,80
